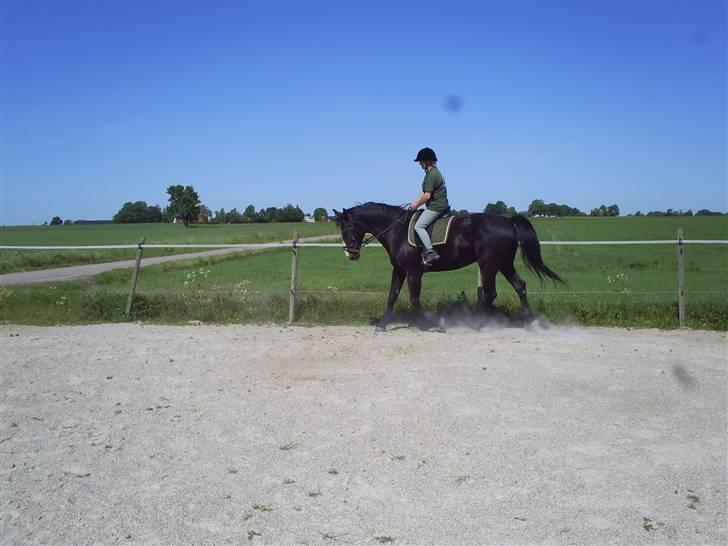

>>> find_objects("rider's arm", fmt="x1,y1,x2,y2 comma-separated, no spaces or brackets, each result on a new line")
410,192,431,210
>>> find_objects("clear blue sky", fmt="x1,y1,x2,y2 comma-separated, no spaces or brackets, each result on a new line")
1,0,726,225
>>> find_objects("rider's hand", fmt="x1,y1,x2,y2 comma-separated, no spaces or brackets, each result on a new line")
409,202,418,210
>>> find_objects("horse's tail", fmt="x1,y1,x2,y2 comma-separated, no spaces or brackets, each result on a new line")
510,215,565,284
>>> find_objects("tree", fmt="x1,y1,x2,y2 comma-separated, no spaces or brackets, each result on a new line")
113,201,161,223
243,205,257,223
484,201,508,215
146,205,163,223
199,205,212,221
50,216,63,225
528,199,546,216
313,207,328,222
278,204,305,222
590,205,608,217
606,204,620,217
166,185,201,227
226,208,243,223
63,219,72,225
257,207,279,223
696,209,722,216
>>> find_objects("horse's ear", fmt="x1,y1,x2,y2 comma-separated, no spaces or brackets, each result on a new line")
333,209,341,219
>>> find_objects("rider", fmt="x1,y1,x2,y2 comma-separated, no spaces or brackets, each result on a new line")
410,147,450,264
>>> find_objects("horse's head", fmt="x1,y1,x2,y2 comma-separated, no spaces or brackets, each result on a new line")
333,208,364,260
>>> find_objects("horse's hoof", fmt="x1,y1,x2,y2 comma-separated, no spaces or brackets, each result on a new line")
375,325,387,333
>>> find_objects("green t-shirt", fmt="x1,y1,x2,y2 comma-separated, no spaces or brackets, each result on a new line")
422,166,449,212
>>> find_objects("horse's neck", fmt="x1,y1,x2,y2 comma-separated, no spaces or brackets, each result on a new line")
357,207,396,233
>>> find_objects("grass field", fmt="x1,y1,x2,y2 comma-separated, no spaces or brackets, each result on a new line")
1,215,726,329
0,221,339,273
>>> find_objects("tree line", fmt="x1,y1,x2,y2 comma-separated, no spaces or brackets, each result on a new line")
211,205,328,224
109,185,330,226
484,199,725,218
483,199,611,217
46,186,725,225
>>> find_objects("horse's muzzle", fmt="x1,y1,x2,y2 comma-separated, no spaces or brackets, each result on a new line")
344,249,361,260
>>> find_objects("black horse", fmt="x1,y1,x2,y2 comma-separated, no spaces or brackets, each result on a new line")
333,202,563,331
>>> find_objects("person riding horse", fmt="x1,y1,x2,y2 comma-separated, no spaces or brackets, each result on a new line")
410,147,450,265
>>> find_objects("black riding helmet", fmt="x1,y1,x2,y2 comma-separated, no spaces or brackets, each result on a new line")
414,147,437,162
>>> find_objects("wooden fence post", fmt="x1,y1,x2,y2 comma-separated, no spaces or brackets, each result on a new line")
289,232,299,324
677,228,685,328
125,238,145,318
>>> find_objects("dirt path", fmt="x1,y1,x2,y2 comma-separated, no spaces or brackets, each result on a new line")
0,235,340,285
0,324,725,545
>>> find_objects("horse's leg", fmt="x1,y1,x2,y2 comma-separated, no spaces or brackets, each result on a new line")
406,271,423,311
501,263,533,320
406,272,438,328
377,267,406,331
478,263,498,314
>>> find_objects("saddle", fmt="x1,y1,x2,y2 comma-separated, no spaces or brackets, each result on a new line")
407,210,457,248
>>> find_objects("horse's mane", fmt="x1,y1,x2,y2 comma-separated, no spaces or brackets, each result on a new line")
354,202,403,213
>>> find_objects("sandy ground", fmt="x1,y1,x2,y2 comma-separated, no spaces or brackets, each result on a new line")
0,323,726,545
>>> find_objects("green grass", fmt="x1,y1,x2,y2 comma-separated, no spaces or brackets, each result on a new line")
1,216,726,329
528,215,726,241
0,221,339,273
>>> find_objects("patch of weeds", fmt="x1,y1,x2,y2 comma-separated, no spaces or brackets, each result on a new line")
242,512,253,521
455,475,470,485
0,286,13,307
227,468,238,474
252,504,273,512
279,441,300,451
513,517,527,522
328,469,338,475
307,488,322,498
391,455,405,461
283,478,296,484
642,517,656,532
375,537,395,544
321,532,348,541
183,267,211,288
81,290,127,321
687,492,700,510
247,530,261,541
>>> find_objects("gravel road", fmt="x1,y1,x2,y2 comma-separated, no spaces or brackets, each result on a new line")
0,323,725,545
0,235,339,285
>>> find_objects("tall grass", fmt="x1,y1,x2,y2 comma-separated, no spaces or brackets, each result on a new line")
2,238,726,329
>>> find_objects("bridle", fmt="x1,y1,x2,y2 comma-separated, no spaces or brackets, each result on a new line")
342,206,410,255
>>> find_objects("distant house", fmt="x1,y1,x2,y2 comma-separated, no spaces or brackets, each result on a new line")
303,215,316,223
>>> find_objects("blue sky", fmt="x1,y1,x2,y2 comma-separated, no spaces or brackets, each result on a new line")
1,0,726,225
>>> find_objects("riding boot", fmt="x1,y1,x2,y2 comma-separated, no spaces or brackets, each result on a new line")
422,249,440,265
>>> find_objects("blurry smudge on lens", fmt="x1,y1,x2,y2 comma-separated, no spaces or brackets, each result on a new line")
692,30,707,46
444,94,463,112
